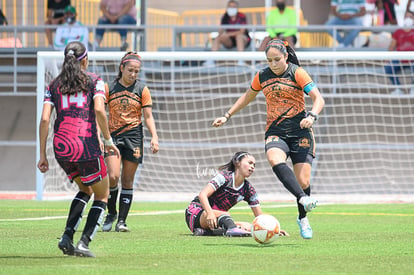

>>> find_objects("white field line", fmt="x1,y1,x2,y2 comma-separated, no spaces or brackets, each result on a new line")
0,204,296,222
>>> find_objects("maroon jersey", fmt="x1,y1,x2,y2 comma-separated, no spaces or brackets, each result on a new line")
44,72,106,162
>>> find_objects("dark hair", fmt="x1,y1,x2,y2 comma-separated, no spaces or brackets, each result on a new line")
218,151,251,172
53,41,90,95
265,39,300,66
116,51,142,81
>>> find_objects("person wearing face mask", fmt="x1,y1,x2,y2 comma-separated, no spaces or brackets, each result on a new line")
259,0,298,51
384,16,414,95
53,5,89,52
204,0,251,66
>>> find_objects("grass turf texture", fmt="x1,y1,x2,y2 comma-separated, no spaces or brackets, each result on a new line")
0,200,413,274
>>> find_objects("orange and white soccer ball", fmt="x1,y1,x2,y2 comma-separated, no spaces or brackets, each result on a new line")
251,214,280,244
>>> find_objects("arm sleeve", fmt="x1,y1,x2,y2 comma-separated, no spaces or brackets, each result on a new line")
141,86,153,107
294,67,315,95
250,72,262,91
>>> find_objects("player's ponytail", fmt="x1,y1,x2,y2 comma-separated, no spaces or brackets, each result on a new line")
218,151,251,172
265,39,300,66
54,41,90,95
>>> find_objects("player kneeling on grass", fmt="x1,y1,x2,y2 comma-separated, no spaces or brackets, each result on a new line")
185,151,289,237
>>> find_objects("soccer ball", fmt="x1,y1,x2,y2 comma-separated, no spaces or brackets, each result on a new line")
251,214,280,244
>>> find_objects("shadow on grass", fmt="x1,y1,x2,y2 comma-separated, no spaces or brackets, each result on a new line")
0,255,65,259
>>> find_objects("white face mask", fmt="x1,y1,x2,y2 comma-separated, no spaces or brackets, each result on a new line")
227,8,238,17
403,17,414,27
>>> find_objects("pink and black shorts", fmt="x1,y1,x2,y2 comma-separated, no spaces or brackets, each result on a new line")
57,155,107,186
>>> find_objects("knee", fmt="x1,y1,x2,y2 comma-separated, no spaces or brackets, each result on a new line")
108,174,120,186
121,178,134,189
296,176,310,189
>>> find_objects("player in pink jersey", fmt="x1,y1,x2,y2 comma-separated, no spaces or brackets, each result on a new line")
38,41,119,257
185,151,289,237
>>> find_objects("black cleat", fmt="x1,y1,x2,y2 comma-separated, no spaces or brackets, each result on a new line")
74,240,95,258
58,234,75,256
115,220,130,232
102,213,117,232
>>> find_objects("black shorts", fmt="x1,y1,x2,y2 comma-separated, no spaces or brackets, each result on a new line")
105,135,143,163
265,129,315,164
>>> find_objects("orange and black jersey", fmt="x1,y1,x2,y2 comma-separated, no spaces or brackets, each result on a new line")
105,80,152,137
251,63,315,137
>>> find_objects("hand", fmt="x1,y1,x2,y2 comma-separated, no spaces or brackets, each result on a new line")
300,116,315,129
207,213,217,230
211,116,228,127
279,229,290,236
150,137,159,154
37,157,49,173
105,144,120,158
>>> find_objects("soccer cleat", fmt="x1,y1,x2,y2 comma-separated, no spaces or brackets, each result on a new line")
102,213,117,232
299,196,318,212
193,228,209,236
58,234,75,256
225,227,251,237
115,220,130,232
74,240,95,258
297,217,313,239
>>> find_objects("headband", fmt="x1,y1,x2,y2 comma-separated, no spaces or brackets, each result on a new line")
122,53,142,64
76,49,88,61
236,152,249,161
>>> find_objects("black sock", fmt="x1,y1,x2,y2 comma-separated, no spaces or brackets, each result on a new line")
64,192,90,240
297,186,311,219
80,200,106,246
107,186,119,215
217,215,236,230
118,188,133,222
272,163,306,199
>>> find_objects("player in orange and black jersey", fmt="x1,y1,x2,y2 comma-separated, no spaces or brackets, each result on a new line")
212,39,325,239
102,52,159,233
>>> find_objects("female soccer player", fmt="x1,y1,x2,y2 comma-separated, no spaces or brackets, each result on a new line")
212,39,325,239
185,151,288,237
102,52,159,232
37,41,119,257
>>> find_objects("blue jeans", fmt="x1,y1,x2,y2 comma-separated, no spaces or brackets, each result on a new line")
325,16,363,47
96,15,137,42
384,60,414,86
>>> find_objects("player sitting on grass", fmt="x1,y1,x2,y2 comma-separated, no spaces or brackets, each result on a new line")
185,151,289,237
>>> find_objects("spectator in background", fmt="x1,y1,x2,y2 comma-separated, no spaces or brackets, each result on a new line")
45,0,71,46
376,0,399,25
94,0,137,51
384,15,414,95
0,8,8,25
54,5,89,51
406,0,414,20
259,0,297,51
204,0,251,66
325,0,366,48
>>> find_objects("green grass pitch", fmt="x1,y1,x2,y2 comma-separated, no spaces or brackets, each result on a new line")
0,200,413,274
